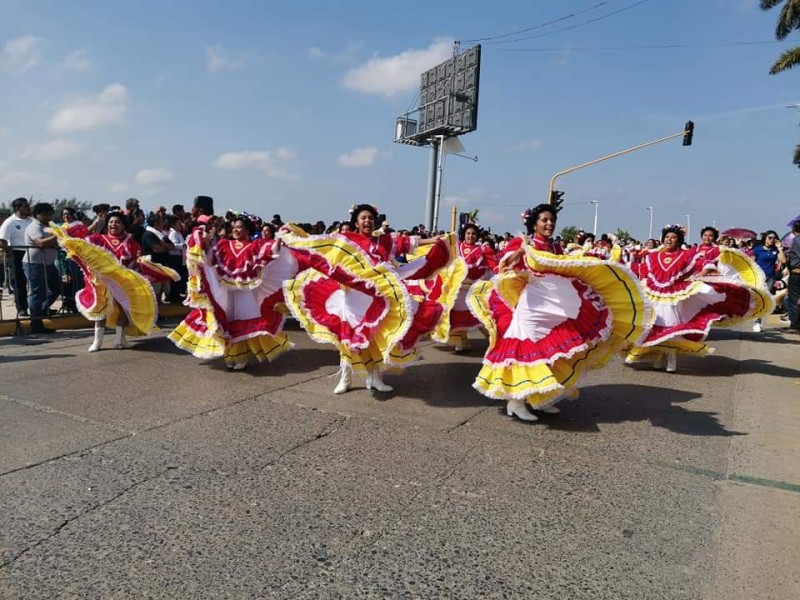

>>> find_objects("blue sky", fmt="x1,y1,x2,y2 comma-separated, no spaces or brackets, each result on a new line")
1,0,798,241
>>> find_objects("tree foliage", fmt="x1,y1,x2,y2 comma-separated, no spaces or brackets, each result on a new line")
559,225,580,243
614,228,632,241
52,197,93,215
762,1,800,167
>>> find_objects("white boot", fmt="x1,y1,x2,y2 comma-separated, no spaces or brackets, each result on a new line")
506,398,538,422
366,367,393,392
665,349,677,373
333,362,352,395
539,405,560,414
88,322,104,352
624,353,637,365
454,337,472,353
652,353,665,370
113,326,132,349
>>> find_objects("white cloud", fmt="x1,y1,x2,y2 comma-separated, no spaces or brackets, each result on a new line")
135,168,174,185
214,150,298,179
515,138,542,152
48,83,129,133
308,42,362,64
338,146,378,168
206,44,247,73
308,46,328,60
342,38,453,98
0,171,34,186
109,182,129,194
60,49,92,72
0,35,42,74
22,139,83,160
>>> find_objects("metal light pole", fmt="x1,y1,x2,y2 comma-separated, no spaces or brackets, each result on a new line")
424,138,441,232
685,214,691,245
547,122,695,206
590,200,599,236
647,206,653,240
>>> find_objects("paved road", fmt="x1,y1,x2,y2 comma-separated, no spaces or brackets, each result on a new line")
1,320,798,599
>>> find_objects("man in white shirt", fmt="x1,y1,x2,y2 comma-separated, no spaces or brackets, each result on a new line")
0,197,33,316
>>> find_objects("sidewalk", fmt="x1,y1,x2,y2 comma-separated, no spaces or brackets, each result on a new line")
709,316,800,599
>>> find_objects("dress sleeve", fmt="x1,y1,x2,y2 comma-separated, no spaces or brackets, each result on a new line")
129,239,143,260
482,245,498,270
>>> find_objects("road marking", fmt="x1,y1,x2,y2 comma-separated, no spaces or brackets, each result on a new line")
668,463,800,494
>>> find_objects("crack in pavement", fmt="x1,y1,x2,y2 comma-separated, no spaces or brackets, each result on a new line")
0,465,178,570
279,439,483,598
446,401,502,433
0,394,134,435
0,368,340,480
257,415,350,472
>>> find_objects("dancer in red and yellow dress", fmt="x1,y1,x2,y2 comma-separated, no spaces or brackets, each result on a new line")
281,204,454,394
169,215,298,370
468,204,651,422
625,225,772,372
53,211,177,351
429,223,496,352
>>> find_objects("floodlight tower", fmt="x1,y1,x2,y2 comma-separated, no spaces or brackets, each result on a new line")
394,43,482,232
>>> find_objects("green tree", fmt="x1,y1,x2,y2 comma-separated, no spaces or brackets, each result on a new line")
614,228,631,241
559,225,580,243
53,197,93,215
761,0,800,166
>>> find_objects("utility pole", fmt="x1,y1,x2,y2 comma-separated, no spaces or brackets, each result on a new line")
591,200,599,236
424,138,440,232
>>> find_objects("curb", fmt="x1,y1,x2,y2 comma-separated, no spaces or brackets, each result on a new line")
0,304,190,336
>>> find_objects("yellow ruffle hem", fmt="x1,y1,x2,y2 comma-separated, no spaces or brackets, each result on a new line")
468,249,652,407
280,232,414,374
52,223,157,336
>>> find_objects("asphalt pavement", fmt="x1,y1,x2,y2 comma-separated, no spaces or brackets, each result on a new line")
1,317,798,599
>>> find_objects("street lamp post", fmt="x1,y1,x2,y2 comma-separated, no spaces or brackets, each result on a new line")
647,206,653,240
685,214,691,245
590,200,599,236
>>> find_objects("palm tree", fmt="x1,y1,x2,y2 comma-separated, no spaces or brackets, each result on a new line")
762,1,800,166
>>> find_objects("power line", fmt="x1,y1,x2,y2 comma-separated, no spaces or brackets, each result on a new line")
499,40,790,52
482,0,652,46
459,2,609,44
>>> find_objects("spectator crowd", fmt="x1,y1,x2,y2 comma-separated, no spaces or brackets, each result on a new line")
1,195,799,335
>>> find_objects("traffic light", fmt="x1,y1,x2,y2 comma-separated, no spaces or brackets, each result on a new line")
549,189,564,212
682,121,694,146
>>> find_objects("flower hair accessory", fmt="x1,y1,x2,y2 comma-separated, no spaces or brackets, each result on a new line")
349,204,357,214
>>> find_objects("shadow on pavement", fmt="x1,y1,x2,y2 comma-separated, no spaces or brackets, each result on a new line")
0,353,73,363
679,355,800,379
547,384,745,437
390,359,503,409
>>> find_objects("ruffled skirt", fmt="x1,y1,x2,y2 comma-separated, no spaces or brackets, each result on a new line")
169,240,296,366
469,252,651,408
54,227,158,336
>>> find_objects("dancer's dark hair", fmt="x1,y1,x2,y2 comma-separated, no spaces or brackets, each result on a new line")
523,204,557,235
349,204,379,230
700,226,719,242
